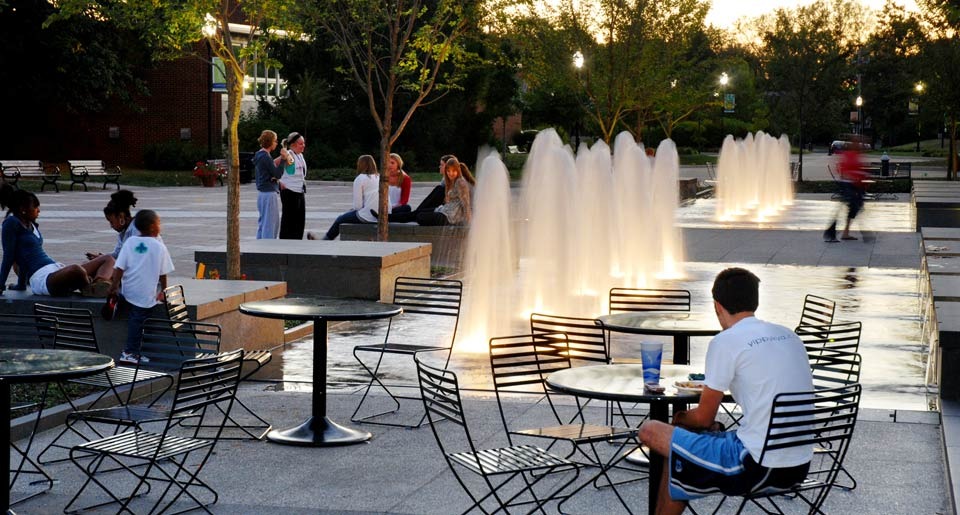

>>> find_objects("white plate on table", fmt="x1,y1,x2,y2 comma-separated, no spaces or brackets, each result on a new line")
674,380,705,394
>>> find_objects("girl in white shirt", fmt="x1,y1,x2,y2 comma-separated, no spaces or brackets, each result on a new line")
320,155,389,240
279,132,308,239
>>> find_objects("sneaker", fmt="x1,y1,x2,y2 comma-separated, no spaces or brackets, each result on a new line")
138,354,151,364
119,352,139,364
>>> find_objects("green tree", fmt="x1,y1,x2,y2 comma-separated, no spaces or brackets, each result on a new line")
48,0,303,279
758,0,862,181
919,0,960,178
312,0,479,240
511,0,711,144
860,3,926,148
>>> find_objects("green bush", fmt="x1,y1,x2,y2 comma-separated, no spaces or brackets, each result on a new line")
143,139,204,170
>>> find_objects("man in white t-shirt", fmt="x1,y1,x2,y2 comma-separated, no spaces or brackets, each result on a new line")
107,210,175,365
639,267,814,514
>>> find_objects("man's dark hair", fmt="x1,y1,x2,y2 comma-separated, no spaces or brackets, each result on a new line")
134,209,159,233
711,267,760,315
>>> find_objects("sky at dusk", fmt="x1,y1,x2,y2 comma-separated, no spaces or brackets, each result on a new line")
705,0,920,28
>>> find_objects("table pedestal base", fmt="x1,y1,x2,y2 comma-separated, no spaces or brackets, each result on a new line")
267,417,371,447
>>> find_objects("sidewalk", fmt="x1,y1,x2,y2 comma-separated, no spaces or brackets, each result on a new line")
11,387,951,514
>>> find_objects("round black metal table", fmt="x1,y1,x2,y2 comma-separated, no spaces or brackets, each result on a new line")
546,364,700,515
0,348,114,514
597,312,722,365
239,297,402,447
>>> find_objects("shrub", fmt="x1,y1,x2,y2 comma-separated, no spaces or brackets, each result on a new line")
143,139,204,170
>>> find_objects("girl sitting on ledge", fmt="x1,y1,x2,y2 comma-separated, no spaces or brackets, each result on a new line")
0,184,114,296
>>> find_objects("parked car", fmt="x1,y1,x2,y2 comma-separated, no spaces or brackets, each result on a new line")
828,140,872,155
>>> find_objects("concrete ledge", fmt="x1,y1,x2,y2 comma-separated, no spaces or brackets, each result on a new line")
0,278,287,356
340,223,467,268
195,240,431,301
941,400,960,515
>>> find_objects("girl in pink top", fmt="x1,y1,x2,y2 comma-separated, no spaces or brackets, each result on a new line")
387,153,413,213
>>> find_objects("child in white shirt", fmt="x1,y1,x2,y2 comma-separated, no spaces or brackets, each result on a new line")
107,210,174,364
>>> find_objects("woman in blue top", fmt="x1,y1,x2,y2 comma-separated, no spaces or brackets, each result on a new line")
0,184,114,296
254,129,290,239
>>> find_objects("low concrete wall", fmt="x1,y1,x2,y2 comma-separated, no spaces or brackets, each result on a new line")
913,181,960,231
341,223,467,268
195,240,431,301
0,278,287,357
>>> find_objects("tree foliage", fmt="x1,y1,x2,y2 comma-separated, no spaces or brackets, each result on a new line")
311,0,481,240
48,0,304,279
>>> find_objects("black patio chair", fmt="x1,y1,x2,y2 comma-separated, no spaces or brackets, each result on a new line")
56,318,225,445
530,313,610,364
608,287,691,314
415,356,581,514
352,276,462,428
797,294,837,328
530,313,643,427
710,383,862,514
33,304,175,465
489,333,640,510
796,320,861,357
806,349,862,491
63,349,244,514
163,284,273,439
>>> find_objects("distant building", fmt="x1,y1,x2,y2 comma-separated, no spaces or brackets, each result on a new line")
42,23,286,168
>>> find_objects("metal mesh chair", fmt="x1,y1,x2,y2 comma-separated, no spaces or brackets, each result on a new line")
352,276,462,428
163,284,272,439
711,384,862,514
33,304,176,465
796,320,861,356
530,313,609,364
806,349,862,491
489,333,640,511
608,287,691,364
415,356,581,514
798,294,836,328
608,287,691,314
55,319,228,444
63,349,244,514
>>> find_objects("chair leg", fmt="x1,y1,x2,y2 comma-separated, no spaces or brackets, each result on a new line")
351,347,436,429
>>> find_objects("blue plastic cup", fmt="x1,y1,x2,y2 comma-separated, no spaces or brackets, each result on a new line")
640,342,663,383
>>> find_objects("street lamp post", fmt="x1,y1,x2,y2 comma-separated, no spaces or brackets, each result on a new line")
719,72,729,139
573,51,584,150
855,95,863,136
915,82,924,153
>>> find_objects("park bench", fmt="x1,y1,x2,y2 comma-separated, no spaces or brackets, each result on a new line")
68,160,122,191
0,160,60,192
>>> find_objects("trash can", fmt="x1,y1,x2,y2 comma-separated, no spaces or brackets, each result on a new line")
238,151,255,184
880,152,891,177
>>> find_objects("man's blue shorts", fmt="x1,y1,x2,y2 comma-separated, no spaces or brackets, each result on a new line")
668,428,809,501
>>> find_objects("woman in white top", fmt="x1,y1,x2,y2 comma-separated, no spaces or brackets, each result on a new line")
279,132,308,239
321,154,388,240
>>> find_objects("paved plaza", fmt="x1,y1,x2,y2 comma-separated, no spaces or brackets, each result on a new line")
7,174,953,513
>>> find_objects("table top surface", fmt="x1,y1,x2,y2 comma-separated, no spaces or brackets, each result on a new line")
547,364,705,403
0,348,113,383
239,296,402,321
598,311,722,336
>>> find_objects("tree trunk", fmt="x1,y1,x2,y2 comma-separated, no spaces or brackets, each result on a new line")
378,132,390,241
225,73,243,279
950,114,957,181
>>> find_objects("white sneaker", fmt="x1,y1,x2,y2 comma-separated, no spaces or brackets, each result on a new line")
138,354,151,364
119,352,139,364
